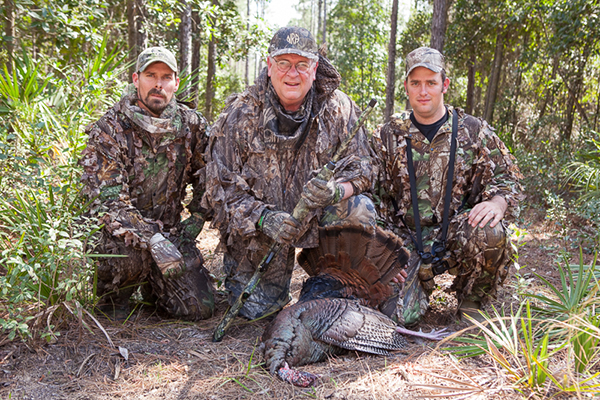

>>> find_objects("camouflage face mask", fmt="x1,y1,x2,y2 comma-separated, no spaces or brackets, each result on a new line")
120,83,182,135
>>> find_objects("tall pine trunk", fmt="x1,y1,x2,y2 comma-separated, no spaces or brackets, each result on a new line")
317,0,322,44
191,8,201,105
179,0,192,100
204,0,218,122
322,0,327,44
484,32,504,123
127,0,137,77
244,0,250,86
128,0,147,77
430,0,449,52
384,0,399,122
466,51,475,114
3,0,14,73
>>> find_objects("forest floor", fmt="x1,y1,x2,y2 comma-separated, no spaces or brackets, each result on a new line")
0,206,598,400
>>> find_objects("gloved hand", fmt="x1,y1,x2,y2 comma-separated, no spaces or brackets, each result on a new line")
149,233,186,278
259,209,300,245
301,177,345,210
177,212,206,241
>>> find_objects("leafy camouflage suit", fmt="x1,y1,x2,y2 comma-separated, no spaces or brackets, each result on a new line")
204,54,376,320
80,84,214,320
373,107,523,325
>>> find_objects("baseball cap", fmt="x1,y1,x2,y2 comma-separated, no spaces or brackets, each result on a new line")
405,47,446,78
137,47,178,74
268,27,319,61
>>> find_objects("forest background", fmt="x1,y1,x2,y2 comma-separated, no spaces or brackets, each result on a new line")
1,0,600,397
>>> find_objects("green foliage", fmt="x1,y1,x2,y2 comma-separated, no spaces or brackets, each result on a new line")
450,251,600,395
525,250,598,320
0,38,125,341
327,0,389,108
564,132,600,222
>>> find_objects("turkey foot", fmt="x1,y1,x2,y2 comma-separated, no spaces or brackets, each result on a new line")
277,362,321,387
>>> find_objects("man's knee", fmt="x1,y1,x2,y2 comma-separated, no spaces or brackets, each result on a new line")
151,265,215,320
320,194,377,229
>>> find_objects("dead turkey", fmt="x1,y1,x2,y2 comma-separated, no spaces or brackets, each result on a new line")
262,225,415,387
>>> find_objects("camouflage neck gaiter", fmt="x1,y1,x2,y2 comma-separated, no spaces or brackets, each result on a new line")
262,81,315,147
120,83,182,135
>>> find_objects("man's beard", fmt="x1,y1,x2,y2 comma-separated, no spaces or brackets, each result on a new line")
139,88,169,116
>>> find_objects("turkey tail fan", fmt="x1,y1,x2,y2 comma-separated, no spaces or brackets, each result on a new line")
297,224,408,286
365,227,410,284
297,225,375,276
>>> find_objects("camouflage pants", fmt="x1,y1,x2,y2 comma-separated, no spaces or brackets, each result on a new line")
95,230,215,320
392,211,512,326
224,195,377,320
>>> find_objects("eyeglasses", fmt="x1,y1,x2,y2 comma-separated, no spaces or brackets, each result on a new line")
272,58,313,74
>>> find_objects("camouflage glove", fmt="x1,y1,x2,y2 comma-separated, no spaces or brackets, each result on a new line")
301,177,345,210
259,209,300,245
149,233,186,278
178,212,206,242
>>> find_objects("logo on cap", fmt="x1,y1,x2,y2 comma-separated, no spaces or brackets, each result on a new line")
286,33,300,45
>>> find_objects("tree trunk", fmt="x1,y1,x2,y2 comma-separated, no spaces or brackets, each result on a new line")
204,0,218,122
245,0,250,86
322,0,327,44
483,32,504,123
384,0,399,122
178,1,192,100
537,56,558,121
466,51,475,114
430,0,449,52
127,0,137,77
317,0,322,44
3,0,14,74
135,0,147,52
179,1,192,77
191,8,201,105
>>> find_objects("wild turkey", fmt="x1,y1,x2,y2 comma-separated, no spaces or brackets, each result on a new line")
263,225,446,387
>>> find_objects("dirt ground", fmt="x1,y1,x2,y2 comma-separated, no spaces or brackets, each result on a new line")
0,207,597,400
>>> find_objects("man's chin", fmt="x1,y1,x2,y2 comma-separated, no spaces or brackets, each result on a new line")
147,101,167,116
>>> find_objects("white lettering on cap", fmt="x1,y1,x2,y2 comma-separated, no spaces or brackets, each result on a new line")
286,33,300,45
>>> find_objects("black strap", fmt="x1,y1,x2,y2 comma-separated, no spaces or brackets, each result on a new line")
405,109,458,255
440,109,458,244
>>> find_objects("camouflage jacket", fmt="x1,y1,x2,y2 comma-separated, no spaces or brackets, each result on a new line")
80,85,209,250
373,106,523,233
204,57,375,249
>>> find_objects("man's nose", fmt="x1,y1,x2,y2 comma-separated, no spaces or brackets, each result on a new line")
286,65,300,77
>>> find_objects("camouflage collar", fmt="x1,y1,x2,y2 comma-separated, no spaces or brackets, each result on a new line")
119,83,182,135
262,81,315,147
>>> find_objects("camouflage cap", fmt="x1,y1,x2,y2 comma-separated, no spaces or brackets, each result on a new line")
268,27,319,61
405,47,445,78
137,47,178,74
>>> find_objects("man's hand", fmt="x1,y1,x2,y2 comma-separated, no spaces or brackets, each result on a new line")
259,209,301,245
149,233,186,278
301,177,347,209
468,196,507,228
391,266,408,284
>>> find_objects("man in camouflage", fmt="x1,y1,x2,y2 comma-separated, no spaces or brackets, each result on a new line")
204,27,378,320
80,47,214,320
373,47,523,325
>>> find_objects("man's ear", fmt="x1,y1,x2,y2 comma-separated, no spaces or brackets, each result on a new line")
442,77,450,93
132,71,139,89
174,74,180,91
267,56,273,77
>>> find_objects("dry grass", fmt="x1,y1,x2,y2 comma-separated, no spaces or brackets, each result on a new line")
0,212,597,399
